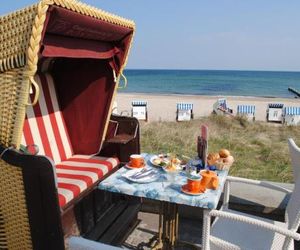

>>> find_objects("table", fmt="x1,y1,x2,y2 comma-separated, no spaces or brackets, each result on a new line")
98,154,228,249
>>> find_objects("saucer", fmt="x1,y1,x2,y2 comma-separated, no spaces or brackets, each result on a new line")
125,163,145,169
181,184,205,196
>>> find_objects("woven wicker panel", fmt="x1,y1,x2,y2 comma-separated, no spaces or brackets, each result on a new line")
0,68,29,147
0,159,32,249
0,0,135,73
0,5,37,72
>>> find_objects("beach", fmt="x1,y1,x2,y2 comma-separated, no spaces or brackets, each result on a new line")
115,93,300,122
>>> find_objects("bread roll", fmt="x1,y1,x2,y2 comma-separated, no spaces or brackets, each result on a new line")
207,153,220,166
219,149,230,158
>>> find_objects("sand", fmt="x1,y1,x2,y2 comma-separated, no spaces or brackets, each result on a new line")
115,93,300,122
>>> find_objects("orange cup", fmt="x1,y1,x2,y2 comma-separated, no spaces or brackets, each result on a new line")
129,154,144,168
187,178,202,193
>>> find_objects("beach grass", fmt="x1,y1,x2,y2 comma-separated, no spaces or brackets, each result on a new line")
140,115,300,183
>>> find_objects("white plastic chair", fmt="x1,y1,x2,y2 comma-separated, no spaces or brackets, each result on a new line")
288,138,300,184
202,139,300,250
68,237,123,249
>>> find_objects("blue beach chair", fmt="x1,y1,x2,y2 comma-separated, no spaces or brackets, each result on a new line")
237,105,256,121
176,103,194,121
283,107,300,125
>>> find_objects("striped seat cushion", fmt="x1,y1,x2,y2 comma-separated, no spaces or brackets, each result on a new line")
22,73,119,208
57,155,119,208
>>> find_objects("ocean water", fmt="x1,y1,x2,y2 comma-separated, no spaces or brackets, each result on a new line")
119,69,300,98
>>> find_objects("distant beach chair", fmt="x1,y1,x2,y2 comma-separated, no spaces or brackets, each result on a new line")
176,103,194,121
266,103,284,123
132,100,148,121
213,98,233,115
237,105,256,121
283,107,300,125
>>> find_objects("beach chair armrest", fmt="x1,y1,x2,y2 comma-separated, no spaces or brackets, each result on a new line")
110,114,139,138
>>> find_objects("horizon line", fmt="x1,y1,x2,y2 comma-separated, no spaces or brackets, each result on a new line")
125,68,300,73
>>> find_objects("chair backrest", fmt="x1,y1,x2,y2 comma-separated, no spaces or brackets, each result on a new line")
286,138,300,231
22,73,74,164
237,105,255,115
218,99,227,109
177,103,193,111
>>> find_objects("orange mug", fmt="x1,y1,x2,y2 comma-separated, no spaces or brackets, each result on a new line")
130,154,144,168
187,178,202,193
200,170,219,190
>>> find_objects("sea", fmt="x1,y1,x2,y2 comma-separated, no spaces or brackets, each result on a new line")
119,69,300,98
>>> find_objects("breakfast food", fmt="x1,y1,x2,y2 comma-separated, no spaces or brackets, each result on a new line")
207,153,220,166
223,155,234,165
219,149,231,158
207,148,234,170
153,158,162,165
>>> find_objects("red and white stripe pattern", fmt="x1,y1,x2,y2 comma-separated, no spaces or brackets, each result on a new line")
22,74,73,164
22,73,119,208
56,155,119,208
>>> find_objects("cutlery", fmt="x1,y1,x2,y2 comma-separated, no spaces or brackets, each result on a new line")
129,168,152,178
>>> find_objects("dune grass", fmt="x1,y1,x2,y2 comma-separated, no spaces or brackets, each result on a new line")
140,115,300,183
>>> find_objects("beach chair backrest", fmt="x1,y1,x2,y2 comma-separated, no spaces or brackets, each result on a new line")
132,101,147,120
218,99,227,109
284,107,300,116
177,103,193,121
237,105,256,115
22,73,73,164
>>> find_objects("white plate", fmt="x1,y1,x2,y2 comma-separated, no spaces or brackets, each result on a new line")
123,168,160,183
162,165,183,173
150,155,169,167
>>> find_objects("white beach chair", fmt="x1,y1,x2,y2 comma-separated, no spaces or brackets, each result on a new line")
201,139,300,250
267,103,284,122
237,104,256,121
176,103,194,121
283,107,300,126
131,100,148,121
213,98,233,115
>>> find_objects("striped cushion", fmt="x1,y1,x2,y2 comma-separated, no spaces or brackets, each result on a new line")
22,73,73,164
22,73,119,208
57,155,119,208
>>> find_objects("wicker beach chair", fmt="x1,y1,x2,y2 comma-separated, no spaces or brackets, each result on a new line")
202,139,300,249
176,102,194,121
131,100,148,121
0,0,136,249
237,104,256,121
267,103,284,123
283,107,300,126
213,98,233,115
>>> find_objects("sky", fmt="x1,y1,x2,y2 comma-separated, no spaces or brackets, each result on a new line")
2,1,300,71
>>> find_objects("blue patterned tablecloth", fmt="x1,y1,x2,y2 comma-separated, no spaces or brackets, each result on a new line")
98,154,228,209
